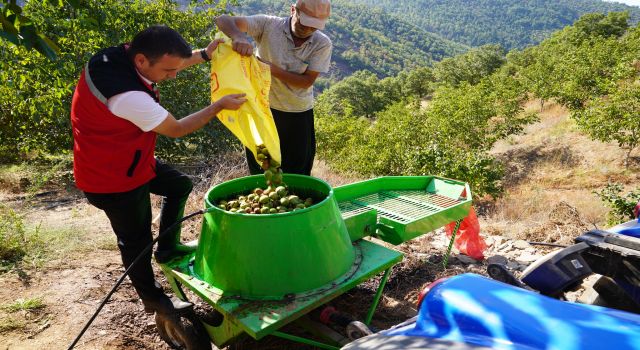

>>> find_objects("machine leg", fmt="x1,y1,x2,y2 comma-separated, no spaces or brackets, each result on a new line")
443,219,462,268
365,267,392,325
162,266,189,301
272,330,341,350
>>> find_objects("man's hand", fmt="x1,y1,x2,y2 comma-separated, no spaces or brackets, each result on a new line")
231,35,253,56
206,38,225,58
634,201,640,218
215,15,252,56
215,93,247,111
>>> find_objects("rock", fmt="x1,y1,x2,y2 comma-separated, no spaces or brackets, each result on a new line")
516,252,543,264
502,251,517,260
513,240,531,250
506,261,522,270
498,241,513,252
486,255,508,266
491,236,504,247
455,254,478,264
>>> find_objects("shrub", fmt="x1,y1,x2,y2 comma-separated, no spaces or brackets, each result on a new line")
594,182,640,225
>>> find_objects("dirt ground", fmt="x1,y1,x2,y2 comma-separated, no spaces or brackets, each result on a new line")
0,187,491,350
1,102,637,350
0,178,581,350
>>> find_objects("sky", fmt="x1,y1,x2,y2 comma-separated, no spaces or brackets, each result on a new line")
603,0,640,7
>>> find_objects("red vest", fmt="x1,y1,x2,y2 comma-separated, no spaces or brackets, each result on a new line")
71,48,158,193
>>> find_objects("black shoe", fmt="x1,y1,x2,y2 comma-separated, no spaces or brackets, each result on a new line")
143,295,193,315
154,243,197,264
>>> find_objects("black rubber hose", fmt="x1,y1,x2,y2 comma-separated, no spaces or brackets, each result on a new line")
527,241,568,248
66,208,207,350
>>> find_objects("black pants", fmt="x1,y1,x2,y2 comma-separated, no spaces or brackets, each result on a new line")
246,108,316,175
84,161,193,301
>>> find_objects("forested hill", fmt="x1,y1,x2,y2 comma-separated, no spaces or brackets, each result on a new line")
227,0,468,80
351,0,640,49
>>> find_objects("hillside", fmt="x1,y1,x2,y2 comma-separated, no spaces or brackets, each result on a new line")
1,101,638,349
227,0,468,79
351,0,640,49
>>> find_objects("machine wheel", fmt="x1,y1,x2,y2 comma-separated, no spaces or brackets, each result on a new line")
155,311,211,350
346,321,373,341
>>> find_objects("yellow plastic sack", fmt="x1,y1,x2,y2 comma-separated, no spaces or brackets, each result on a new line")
210,36,281,166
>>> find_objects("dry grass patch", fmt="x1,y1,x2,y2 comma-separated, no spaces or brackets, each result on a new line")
311,159,363,187
485,100,636,239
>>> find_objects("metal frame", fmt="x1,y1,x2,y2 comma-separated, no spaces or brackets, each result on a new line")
160,240,402,349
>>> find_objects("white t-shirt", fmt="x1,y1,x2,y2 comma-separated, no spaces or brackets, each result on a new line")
106,73,169,132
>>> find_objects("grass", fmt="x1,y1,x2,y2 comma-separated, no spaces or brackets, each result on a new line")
484,100,639,239
0,154,73,195
1,203,116,271
2,297,45,313
0,205,39,270
0,297,47,334
0,316,26,333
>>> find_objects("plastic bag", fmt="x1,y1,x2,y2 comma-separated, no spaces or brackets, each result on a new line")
445,207,487,261
210,35,281,166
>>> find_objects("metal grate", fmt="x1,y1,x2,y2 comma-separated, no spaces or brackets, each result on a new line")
339,190,463,224
338,201,370,219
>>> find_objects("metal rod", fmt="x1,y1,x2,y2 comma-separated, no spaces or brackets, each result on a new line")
528,241,568,248
67,209,207,350
443,219,462,268
365,267,392,325
271,331,340,350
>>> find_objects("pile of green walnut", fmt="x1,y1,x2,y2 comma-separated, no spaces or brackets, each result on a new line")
217,145,315,214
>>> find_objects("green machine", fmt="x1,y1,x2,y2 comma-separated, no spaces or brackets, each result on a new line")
157,174,471,350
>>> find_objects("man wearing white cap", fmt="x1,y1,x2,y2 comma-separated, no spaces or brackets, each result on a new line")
216,0,332,176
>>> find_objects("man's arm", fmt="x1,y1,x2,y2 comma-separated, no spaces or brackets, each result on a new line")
267,62,320,89
153,94,246,138
177,38,225,71
215,15,254,56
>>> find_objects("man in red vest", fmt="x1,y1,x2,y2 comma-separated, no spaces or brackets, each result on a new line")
71,25,246,315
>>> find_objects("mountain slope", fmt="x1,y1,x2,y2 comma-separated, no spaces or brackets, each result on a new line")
228,0,468,79
351,0,640,49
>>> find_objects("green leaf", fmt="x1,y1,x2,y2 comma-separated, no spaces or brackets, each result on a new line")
34,33,60,60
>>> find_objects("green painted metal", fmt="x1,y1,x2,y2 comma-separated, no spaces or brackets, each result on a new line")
272,331,341,350
161,239,403,343
343,208,377,242
364,267,391,325
335,176,472,245
194,174,355,299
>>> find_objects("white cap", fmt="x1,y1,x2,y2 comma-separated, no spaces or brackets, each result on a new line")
295,0,331,29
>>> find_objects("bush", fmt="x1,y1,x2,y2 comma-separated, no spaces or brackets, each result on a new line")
594,182,640,225
315,66,533,197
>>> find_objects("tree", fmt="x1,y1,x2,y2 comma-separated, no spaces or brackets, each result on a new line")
398,67,435,99
315,70,384,118
574,80,640,167
573,11,629,40
433,44,507,87
315,62,535,196
0,0,236,162
0,1,235,60
0,0,80,59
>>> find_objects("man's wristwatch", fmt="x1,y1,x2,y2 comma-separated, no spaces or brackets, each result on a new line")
200,49,211,62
